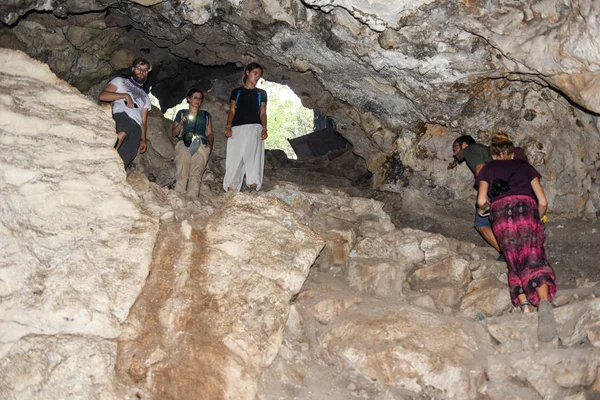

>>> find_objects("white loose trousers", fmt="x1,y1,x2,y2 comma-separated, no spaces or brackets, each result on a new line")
223,123,264,192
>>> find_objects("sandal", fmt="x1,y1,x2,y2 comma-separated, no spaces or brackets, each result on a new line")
520,301,533,313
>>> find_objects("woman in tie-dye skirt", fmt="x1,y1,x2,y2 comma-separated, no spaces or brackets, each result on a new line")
476,132,557,342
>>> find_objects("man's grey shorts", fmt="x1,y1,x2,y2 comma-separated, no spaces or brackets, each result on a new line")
113,112,142,169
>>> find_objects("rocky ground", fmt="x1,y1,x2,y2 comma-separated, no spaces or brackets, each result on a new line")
258,151,600,289
232,152,600,400
385,193,600,289
4,49,599,400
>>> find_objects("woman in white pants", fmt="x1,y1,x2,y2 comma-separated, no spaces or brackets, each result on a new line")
223,62,268,192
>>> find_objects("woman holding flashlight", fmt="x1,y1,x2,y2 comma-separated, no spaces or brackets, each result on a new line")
172,88,213,198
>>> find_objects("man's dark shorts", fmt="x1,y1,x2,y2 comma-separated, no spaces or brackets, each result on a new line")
114,112,141,169
474,210,491,228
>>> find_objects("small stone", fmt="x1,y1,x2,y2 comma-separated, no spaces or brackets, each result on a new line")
584,320,600,347
523,109,537,121
160,211,174,221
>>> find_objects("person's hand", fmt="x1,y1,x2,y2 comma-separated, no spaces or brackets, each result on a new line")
477,202,490,217
175,120,184,136
261,128,268,140
124,94,135,108
225,127,232,138
139,139,147,153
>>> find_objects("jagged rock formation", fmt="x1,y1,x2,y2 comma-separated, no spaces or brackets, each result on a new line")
1,50,600,399
116,189,324,399
1,0,599,216
0,49,158,399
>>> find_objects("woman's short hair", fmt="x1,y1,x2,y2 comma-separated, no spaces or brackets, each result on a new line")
490,131,515,158
186,88,203,101
242,62,263,84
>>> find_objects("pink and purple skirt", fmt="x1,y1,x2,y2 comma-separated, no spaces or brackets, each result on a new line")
490,195,557,307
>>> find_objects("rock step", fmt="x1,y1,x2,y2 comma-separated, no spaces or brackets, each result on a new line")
486,348,600,400
486,297,600,353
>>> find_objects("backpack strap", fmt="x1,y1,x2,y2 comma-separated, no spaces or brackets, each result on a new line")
235,89,241,110
257,91,261,113
235,88,263,114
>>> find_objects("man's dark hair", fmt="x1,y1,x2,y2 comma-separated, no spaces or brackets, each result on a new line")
186,88,203,100
132,58,151,69
453,135,476,146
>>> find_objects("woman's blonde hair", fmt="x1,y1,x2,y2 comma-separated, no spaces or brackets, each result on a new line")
490,131,515,159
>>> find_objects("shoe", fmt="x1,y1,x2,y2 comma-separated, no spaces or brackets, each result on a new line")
537,300,557,342
497,253,506,262
248,187,257,193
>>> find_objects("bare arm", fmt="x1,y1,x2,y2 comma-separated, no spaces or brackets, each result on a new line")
171,120,182,138
474,162,485,177
98,83,134,108
225,100,236,138
531,177,548,217
477,181,489,212
260,101,268,140
172,113,184,138
139,108,148,153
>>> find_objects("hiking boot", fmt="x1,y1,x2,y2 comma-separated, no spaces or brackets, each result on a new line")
537,300,557,342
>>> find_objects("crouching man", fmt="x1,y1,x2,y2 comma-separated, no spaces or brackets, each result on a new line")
99,58,152,168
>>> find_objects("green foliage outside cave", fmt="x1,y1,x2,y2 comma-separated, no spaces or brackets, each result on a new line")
257,79,314,158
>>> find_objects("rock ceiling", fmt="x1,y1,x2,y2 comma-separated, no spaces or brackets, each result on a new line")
1,0,599,215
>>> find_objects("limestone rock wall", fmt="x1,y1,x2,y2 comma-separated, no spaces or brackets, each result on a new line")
2,51,600,399
258,184,600,399
2,0,599,216
0,49,158,398
116,190,324,399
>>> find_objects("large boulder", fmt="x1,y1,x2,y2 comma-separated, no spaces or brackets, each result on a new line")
0,49,159,398
117,194,324,399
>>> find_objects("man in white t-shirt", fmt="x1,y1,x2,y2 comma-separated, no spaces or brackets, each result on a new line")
99,58,152,168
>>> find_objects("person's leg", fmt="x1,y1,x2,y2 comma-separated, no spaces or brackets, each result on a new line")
489,197,524,309
117,128,141,169
223,126,246,192
474,211,501,253
242,124,264,191
512,198,556,307
114,113,141,169
476,226,501,252
536,284,549,301
114,131,126,150
186,144,210,198
174,141,191,194
517,293,533,313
